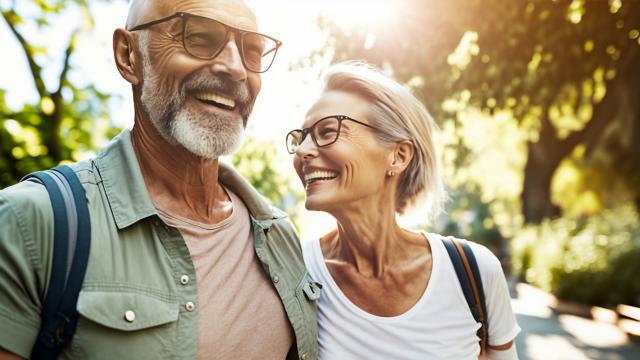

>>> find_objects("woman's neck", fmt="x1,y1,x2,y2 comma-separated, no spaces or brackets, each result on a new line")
323,197,423,278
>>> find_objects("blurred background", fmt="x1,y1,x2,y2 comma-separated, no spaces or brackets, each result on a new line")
1,0,639,358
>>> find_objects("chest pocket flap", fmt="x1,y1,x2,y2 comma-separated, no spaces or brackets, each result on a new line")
77,290,179,331
298,273,322,301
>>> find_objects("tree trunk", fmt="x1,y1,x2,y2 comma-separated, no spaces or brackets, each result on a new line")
521,140,563,223
44,113,61,162
519,42,637,224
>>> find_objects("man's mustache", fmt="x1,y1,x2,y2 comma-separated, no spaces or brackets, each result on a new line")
181,73,252,109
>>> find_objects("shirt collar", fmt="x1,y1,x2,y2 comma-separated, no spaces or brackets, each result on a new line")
93,130,156,229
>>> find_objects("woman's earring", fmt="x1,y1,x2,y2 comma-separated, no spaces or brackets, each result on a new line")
387,170,395,177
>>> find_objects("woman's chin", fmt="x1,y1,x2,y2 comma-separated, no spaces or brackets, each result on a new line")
304,197,335,213
304,199,323,212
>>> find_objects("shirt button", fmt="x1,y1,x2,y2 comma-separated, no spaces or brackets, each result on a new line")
180,275,190,285
301,353,307,360
185,302,195,312
124,310,135,322
272,275,279,284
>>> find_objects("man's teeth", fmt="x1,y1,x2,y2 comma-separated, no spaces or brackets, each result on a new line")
195,92,236,108
304,170,339,183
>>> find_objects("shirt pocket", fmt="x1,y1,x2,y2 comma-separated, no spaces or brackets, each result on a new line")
63,290,179,360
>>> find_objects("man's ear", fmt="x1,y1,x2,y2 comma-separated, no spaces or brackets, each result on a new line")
113,28,141,85
389,140,415,174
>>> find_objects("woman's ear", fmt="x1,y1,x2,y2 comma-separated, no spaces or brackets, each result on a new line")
388,140,414,175
113,28,141,85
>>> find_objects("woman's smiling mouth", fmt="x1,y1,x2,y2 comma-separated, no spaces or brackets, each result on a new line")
304,170,339,187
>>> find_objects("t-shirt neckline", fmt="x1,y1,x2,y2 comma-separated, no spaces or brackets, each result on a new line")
312,231,441,323
155,186,237,231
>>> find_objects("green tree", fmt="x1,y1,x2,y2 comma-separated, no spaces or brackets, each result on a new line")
318,0,640,223
1,0,120,188
1,1,302,227
231,136,304,225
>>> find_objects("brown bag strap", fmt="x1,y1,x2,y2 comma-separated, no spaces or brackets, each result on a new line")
453,240,489,354
442,237,489,355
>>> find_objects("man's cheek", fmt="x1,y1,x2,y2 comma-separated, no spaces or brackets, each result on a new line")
249,75,262,99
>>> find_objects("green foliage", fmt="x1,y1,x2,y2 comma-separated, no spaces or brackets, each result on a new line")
310,0,640,307
1,0,121,188
434,186,504,253
319,0,640,222
231,136,303,225
511,205,640,306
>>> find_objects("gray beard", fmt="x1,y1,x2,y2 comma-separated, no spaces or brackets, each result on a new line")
138,42,253,159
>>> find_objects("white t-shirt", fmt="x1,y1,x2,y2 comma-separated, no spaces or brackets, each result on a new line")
302,232,521,360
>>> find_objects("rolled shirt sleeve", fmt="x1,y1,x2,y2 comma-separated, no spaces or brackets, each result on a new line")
0,183,53,358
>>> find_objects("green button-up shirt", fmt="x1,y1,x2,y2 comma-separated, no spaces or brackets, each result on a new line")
0,130,319,359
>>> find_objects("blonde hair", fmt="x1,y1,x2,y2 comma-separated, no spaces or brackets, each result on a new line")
323,61,445,219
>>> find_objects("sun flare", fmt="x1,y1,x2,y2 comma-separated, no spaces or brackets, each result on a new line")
318,0,398,31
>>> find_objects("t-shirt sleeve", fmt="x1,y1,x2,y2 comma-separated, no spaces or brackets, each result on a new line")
0,189,48,358
471,243,521,347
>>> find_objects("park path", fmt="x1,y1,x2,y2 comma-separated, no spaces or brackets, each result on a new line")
512,283,640,360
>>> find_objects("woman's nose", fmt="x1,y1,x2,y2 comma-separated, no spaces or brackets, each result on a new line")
295,135,318,159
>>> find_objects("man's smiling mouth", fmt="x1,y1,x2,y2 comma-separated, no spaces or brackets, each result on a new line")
194,91,236,111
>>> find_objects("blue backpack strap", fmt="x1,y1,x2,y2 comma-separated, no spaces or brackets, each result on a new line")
442,237,489,354
21,165,91,359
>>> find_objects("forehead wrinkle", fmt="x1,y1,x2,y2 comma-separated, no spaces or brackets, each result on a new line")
192,0,257,31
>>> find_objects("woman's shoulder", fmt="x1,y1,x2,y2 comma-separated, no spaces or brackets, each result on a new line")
465,239,502,270
428,233,503,278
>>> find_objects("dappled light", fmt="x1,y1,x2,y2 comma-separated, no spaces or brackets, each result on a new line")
1,0,639,358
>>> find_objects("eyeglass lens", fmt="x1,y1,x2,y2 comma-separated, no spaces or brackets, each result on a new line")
184,15,278,72
287,117,341,153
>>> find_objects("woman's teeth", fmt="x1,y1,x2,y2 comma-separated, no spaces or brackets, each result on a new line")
304,170,339,184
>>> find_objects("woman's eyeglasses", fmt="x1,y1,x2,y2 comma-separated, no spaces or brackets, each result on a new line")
286,115,379,154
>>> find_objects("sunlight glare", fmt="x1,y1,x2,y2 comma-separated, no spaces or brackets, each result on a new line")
319,0,398,31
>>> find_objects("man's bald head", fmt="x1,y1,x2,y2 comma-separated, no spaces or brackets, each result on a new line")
126,0,166,29
126,0,257,31
117,0,264,159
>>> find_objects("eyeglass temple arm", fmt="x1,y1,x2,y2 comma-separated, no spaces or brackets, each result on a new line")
129,13,182,31
262,40,282,58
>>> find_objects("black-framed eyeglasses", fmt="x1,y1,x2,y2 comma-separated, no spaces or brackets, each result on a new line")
130,12,282,73
286,115,379,154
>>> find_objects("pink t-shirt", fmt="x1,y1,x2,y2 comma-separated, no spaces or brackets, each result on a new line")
157,188,293,359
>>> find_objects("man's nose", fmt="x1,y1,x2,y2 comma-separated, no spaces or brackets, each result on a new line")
212,35,247,82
